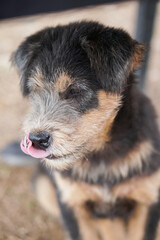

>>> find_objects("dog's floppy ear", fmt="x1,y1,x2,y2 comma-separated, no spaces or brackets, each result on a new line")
11,30,44,96
81,27,145,93
131,42,146,71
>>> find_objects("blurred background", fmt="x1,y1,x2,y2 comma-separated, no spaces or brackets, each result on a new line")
0,1,160,239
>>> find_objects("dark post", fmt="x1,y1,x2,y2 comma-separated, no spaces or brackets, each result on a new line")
135,0,158,90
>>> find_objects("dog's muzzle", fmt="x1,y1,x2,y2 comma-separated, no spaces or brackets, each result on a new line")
20,133,51,158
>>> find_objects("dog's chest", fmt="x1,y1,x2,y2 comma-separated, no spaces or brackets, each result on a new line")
85,198,136,220
55,171,113,205
55,172,137,220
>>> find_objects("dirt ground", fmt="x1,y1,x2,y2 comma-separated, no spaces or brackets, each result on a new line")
0,2,160,240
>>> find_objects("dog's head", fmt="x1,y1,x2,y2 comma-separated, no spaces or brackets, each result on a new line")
12,21,144,170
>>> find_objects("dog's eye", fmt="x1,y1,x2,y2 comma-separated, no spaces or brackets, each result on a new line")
65,88,81,99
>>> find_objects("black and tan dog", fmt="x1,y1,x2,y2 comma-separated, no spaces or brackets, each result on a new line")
13,21,160,240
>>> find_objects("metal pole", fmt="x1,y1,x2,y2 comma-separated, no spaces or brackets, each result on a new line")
135,0,158,89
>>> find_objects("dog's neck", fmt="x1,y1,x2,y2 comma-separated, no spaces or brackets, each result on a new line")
61,83,160,186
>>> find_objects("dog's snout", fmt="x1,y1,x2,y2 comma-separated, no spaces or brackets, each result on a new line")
29,132,52,150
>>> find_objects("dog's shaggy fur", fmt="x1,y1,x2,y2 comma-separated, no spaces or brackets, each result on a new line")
13,21,160,240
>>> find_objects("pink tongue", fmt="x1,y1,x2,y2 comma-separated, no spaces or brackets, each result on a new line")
20,134,50,158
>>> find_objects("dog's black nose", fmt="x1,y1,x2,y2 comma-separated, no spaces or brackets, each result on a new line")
29,133,52,150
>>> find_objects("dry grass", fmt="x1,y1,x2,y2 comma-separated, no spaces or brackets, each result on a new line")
0,164,64,240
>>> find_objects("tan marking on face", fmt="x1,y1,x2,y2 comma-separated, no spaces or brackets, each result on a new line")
127,204,148,240
29,70,72,93
55,72,72,93
112,169,160,205
30,70,45,90
76,90,121,152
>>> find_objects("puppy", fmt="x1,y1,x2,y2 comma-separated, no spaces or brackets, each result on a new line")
12,21,160,240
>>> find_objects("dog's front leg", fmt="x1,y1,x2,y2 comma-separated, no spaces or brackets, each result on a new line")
54,173,103,240
57,198,81,240
59,202,103,240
